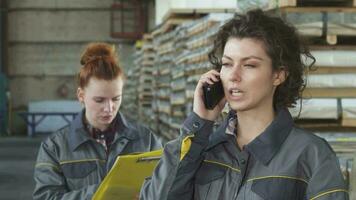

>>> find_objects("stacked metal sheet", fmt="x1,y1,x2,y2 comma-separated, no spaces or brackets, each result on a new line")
180,14,234,129
124,15,233,140
298,49,356,127
160,14,232,138
122,48,140,120
170,23,191,138
153,28,178,139
138,34,157,132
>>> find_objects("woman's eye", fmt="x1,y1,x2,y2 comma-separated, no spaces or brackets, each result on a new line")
94,99,104,103
244,64,256,68
113,98,121,102
222,63,231,67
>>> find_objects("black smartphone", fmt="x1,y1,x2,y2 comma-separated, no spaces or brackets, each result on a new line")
202,80,225,110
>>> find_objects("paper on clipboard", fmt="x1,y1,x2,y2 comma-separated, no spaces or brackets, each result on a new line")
93,149,163,200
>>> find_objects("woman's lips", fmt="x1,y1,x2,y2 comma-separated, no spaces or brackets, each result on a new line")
101,115,113,121
228,88,244,100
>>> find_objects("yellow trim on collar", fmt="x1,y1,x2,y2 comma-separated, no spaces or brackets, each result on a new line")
180,135,194,161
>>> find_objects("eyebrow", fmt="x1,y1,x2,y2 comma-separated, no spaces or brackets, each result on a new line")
93,95,122,99
222,55,263,61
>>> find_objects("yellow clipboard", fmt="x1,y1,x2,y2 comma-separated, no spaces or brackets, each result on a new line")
93,149,162,200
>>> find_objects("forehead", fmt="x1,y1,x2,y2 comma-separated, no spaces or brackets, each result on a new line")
84,77,123,95
223,37,269,59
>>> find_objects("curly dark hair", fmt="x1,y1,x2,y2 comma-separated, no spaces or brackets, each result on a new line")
209,9,315,109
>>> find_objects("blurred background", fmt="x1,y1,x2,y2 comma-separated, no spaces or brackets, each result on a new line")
1,0,356,199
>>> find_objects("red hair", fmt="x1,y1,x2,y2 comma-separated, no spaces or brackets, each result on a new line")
77,42,124,88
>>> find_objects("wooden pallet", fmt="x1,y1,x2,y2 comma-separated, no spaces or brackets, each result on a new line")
185,68,209,75
138,94,153,99
138,87,153,93
141,60,155,66
269,0,356,10
267,5,356,45
171,99,186,106
152,17,193,37
310,45,356,50
308,66,356,74
142,45,154,52
303,88,356,98
162,8,235,23
143,53,155,59
138,101,152,106
342,111,356,126
157,83,170,88
295,114,356,128
159,68,171,76
158,96,170,101
342,118,356,126
186,37,212,50
157,42,174,55
172,110,185,117
143,33,153,41
295,119,354,129
186,54,209,64
139,76,153,83
187,20,218,37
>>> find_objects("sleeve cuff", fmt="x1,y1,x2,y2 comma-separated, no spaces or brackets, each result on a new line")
182,112,214,143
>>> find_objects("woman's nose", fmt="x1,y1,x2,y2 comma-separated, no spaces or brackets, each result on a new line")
229,64,242,82
103,100,113,112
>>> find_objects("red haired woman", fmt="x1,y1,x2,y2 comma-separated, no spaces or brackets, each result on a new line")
33,43,162,200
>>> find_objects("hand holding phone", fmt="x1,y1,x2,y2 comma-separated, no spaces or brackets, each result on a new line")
203,80,225,110
193,70,226,121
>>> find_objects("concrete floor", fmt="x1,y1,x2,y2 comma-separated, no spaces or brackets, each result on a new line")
0,136,43,200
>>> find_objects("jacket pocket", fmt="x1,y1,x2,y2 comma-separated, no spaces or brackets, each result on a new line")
194,161,227,200
61,161,97,179
251,176,307,200
195,161,226,185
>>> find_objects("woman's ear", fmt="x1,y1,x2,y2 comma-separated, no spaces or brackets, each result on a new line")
77,87,84,106
273,66,288,86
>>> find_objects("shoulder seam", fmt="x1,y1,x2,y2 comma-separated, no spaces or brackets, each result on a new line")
309,188,348,200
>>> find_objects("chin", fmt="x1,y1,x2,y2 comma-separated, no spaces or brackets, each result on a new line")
228,102,249,112
101,119,113,125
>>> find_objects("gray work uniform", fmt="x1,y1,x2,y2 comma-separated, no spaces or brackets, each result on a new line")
33,111,162,200
140,109,348,200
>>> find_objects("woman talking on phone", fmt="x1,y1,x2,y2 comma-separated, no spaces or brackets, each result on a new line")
33,43,162,200
140,9,348,200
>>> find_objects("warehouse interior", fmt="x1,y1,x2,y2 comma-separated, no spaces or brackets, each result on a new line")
1,0,356,199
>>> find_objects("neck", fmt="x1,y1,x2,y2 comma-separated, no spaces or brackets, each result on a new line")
236,106,275,149
96,126,109,132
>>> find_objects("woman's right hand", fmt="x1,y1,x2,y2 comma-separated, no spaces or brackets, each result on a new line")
193,70,226,121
